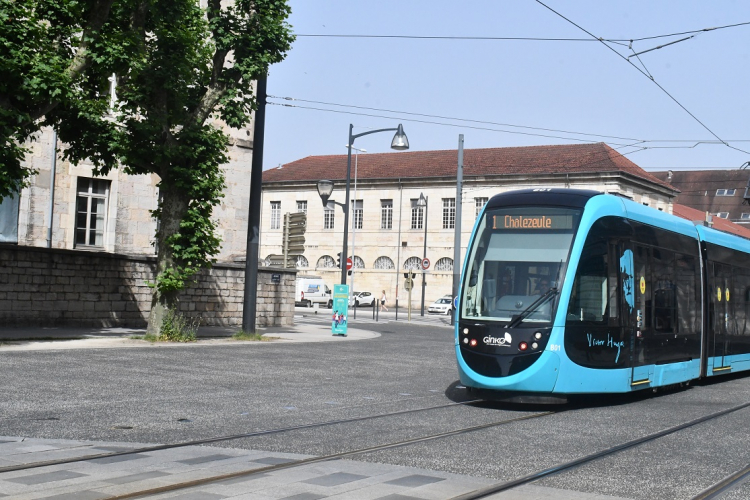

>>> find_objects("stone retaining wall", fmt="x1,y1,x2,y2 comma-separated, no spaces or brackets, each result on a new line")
0,244,295,328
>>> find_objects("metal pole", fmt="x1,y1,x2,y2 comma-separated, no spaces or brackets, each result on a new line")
420,196,428,316
46,130,58,249
242,75,267,333
395,180,403,320
451,135,464,326
351,150,358,318
341,125,353,285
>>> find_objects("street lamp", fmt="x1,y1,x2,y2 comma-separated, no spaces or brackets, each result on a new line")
417,192,428,316
319,123,409,285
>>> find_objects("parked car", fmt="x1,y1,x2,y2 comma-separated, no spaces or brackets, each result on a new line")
349,291,376,307
428,295,454,315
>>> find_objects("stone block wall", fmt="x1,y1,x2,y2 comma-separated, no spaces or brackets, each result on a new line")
0,244,294,328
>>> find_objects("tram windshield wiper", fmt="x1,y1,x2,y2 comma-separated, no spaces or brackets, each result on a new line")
506,287,558,329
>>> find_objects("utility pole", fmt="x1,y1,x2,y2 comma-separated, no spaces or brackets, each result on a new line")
451,135,464,326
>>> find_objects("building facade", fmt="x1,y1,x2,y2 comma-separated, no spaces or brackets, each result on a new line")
261,143,678,308
0,124,255,261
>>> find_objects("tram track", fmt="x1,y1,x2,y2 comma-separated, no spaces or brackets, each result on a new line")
102,410,558,500
0,398,488,474
449,401,750,500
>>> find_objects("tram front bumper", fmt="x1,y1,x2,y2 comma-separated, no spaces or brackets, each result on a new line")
456,347,561,393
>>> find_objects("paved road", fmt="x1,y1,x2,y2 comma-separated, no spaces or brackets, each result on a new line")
2,316,750,499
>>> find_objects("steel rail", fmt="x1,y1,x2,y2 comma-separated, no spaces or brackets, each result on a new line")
450,401,750,500
0,399,482,474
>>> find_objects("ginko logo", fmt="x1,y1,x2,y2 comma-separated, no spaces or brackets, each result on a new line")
483,332,512,346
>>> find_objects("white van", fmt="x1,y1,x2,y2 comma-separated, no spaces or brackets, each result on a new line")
295,276,332,308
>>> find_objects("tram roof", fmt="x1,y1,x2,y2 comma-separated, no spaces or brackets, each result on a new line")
263,142,675,191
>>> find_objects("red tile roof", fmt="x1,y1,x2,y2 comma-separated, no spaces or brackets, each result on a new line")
263,142,675,190
672,203,750,239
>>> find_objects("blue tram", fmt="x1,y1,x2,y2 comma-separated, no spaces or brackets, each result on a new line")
456,188,750,395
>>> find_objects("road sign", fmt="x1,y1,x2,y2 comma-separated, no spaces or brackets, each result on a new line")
404,278,414,291
283,212,307,259
346,257,353,270
421,258,430,270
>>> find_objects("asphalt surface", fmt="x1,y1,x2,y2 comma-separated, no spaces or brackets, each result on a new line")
2,310,750,499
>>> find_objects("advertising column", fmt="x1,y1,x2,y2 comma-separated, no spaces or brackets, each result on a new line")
331,284,349,336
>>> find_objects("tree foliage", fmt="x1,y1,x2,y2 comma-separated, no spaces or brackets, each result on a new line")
2,0,294,333
0,0,126,199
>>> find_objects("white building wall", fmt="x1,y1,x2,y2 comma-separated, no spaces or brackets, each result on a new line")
260,175,674,309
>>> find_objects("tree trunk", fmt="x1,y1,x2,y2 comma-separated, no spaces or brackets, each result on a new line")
146,184,189,336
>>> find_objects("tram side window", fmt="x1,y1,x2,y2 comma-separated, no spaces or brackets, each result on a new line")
567,243,608,324
652,248,676,334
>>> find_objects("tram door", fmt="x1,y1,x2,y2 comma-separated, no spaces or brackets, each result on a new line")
629,244,653,385
710,262,732,372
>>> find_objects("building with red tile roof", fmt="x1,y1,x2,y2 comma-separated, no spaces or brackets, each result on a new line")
260,142,679,306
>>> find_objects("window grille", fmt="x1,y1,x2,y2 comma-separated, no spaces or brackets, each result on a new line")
435,257,453,271
352,255,364,268
404,256,422,270
317,255,336,268
297,200,307,214
374,256,395,269
296,256,309,268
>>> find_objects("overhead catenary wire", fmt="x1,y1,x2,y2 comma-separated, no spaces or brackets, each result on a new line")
267,97,750,155
534,0,750,157
293,21,750,43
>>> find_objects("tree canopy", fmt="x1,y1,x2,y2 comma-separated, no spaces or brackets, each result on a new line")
1,0,295,333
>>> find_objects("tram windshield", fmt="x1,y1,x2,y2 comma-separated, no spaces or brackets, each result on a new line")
461,206,581,324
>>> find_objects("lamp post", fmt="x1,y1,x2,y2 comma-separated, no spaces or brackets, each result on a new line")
346,145,366,315
417,192,428,316
319,123,409,286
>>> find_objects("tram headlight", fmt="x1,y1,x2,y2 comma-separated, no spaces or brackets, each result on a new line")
534,331,542,340
519,342,528,351
531,342,539,350
463,337,469,344
463,328,469,335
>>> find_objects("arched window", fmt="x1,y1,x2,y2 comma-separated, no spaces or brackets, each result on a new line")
435,257,453,271
404,256,422,270
352,255,365,269
259,258,270,267
296,256,309,268
374,256,395,270
263,255,274,267
317,255,336,268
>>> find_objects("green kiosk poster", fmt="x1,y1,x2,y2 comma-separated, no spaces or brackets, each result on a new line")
331,284,349,336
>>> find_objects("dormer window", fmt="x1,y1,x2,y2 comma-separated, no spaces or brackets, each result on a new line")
716,189,736,196
713,212,729,219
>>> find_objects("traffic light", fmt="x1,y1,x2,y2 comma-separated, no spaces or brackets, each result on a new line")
336,252,342,269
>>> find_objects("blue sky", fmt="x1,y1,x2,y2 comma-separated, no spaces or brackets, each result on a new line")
263,1,750,172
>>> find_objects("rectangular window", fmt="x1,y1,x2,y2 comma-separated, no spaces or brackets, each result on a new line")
716,189,736,196
381,200,393,229
714,212,729,219
75,177,110,247
270,201,281,229
324,202,335,229
442,198,456,229
296,200,307,214
741,213,750,220
352,200,363,230
475,197,488,218
410,199,424,230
